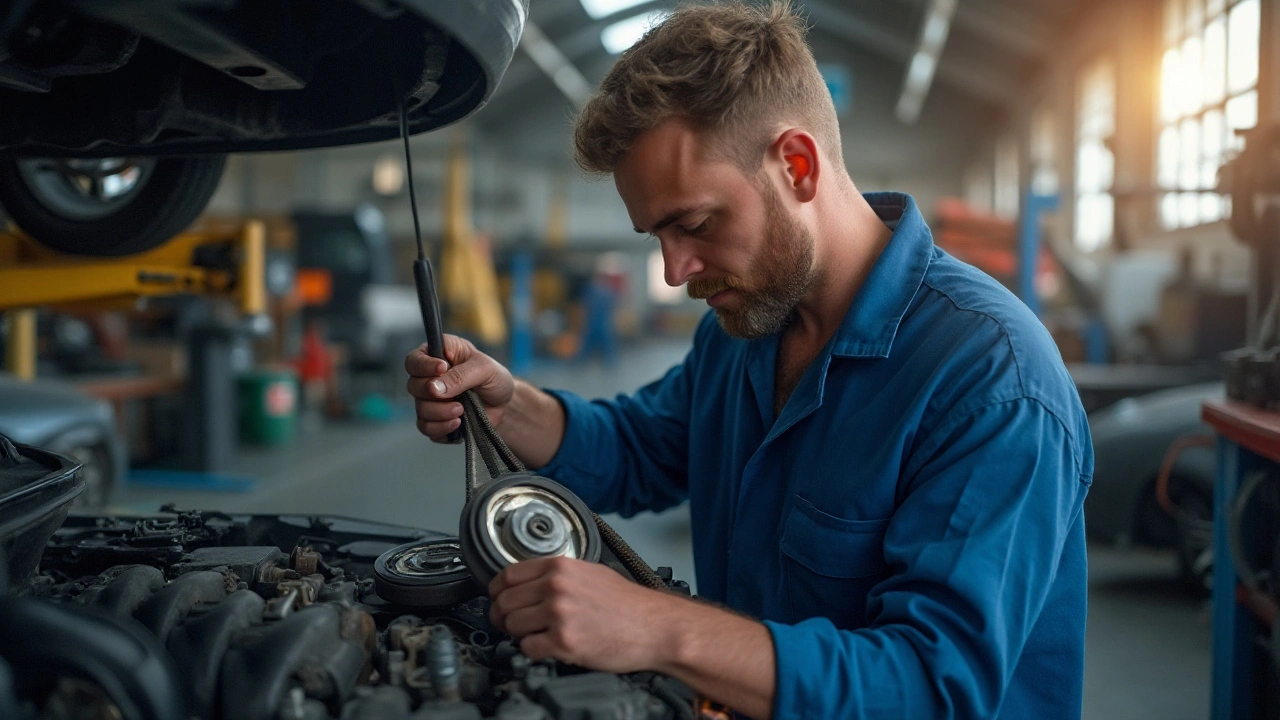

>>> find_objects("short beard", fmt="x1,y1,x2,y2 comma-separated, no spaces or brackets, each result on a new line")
688,183,818,340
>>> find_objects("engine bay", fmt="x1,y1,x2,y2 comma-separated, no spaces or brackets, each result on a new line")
0,508,696,720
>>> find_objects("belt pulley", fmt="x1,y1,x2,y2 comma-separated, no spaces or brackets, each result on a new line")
453,390,664,590
373,538,482,608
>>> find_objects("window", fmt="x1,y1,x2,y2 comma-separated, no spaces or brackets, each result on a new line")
1030,106,1059,196
1075,57,1116,251
994,134,1020,219
1158,0,1259,229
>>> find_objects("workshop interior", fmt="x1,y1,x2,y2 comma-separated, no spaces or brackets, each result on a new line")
1,0,1280,717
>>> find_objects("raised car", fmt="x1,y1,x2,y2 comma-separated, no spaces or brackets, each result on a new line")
0,0,524,256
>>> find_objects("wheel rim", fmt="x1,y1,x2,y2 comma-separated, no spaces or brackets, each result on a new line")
16,157,155,221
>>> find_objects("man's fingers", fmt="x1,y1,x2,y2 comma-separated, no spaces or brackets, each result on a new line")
489,577,551,627
518,632,557,661
404,346,449,377
441,334,474,364
415,416,462,442
406,376,453,402
412,397,463,423
489,556,563,597
432,361,492,399
501,605,553,639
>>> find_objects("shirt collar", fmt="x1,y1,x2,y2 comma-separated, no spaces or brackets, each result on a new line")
829,192,933,359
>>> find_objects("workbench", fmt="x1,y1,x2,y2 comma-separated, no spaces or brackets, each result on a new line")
1201,399,1280,719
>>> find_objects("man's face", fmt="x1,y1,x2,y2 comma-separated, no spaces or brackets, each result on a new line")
614,120,818,340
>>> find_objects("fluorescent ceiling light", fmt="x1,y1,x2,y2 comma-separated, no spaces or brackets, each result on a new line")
895,0,955,124
921,14,950,51
601,10,670,54
520,21,591,106
580,0,649,20
905,52,937,89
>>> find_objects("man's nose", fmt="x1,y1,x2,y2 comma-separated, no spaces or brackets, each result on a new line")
660,239,705,287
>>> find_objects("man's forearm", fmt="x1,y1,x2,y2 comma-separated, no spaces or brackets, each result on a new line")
497,379,566,469
653,596,777,719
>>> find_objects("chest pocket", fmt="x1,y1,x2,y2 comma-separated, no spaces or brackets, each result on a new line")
779,495,890,629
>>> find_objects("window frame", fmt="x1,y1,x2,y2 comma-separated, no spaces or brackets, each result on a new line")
1156,0,1260,231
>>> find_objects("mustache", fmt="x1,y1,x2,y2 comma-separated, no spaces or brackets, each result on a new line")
686,276,746,300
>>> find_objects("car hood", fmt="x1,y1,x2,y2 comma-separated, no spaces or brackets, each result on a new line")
1088,381,1225,440
0,0,526,156
0,375,112,446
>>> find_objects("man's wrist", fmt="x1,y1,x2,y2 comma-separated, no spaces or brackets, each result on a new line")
499,380,566,469
644,589,698,676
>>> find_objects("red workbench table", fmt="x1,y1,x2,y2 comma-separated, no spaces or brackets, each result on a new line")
1201,399,1279,720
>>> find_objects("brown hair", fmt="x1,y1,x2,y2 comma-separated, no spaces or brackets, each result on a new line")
572,1,841,176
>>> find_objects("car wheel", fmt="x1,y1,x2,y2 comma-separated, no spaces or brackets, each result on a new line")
49,441,114,509
0,154,227,256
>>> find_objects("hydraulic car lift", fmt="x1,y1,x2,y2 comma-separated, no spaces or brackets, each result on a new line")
0,221,267,472
0,220,267,377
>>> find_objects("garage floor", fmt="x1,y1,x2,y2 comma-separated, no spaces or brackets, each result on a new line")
110,339,1211,719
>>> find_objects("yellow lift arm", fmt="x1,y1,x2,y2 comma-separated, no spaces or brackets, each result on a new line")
0,220,266,379
0,221,266,314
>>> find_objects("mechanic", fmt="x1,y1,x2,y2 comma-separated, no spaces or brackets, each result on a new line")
406,3,1091,718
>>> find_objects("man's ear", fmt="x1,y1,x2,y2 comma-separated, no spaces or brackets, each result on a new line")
771,130,819,203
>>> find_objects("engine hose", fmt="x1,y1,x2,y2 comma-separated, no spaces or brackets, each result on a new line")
1227,469,1271,591
1154,434,1215,518
459,390,666,589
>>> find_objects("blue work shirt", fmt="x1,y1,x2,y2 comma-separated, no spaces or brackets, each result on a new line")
539,192,1092,719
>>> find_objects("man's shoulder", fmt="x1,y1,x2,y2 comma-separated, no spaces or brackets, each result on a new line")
907,248,1084,429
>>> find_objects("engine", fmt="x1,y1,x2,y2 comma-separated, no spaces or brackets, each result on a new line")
0,508,696,720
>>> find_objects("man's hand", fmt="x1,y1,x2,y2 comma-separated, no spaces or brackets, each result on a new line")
488,556,678,673
405,334,515,442
488,556,778,718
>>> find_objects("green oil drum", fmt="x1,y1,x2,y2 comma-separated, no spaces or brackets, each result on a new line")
237,369,298,446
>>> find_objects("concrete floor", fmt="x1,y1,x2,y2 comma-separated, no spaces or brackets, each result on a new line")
111,338,1211,719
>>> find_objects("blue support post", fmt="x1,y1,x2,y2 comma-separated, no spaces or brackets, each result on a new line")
1083,318,1111,364
1211,436,1258,720
509,249,535,375
1017,192,1059,317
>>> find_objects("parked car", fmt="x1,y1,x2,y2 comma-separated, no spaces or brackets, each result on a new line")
0,0,524,256
1086,381,1223,589
0,374,124,507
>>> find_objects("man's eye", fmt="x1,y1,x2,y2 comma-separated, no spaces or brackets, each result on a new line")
686,219,710,235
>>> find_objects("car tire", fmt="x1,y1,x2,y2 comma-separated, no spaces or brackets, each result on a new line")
0,154,227,257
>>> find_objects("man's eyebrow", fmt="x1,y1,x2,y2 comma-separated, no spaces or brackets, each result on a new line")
633,206,702,235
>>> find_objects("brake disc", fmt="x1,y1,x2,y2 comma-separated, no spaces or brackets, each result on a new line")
458,473,602,587
373,538,482,608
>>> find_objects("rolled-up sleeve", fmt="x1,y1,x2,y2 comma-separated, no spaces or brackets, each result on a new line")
766,397,1089,719
536,352,696,518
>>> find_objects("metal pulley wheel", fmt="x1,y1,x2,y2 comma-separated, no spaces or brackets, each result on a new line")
373,538,483,608
458,473,602,587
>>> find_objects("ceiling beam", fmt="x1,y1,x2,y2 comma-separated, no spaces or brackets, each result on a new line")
519,20,591,107
803,0,1011,107
950,1,1051,59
